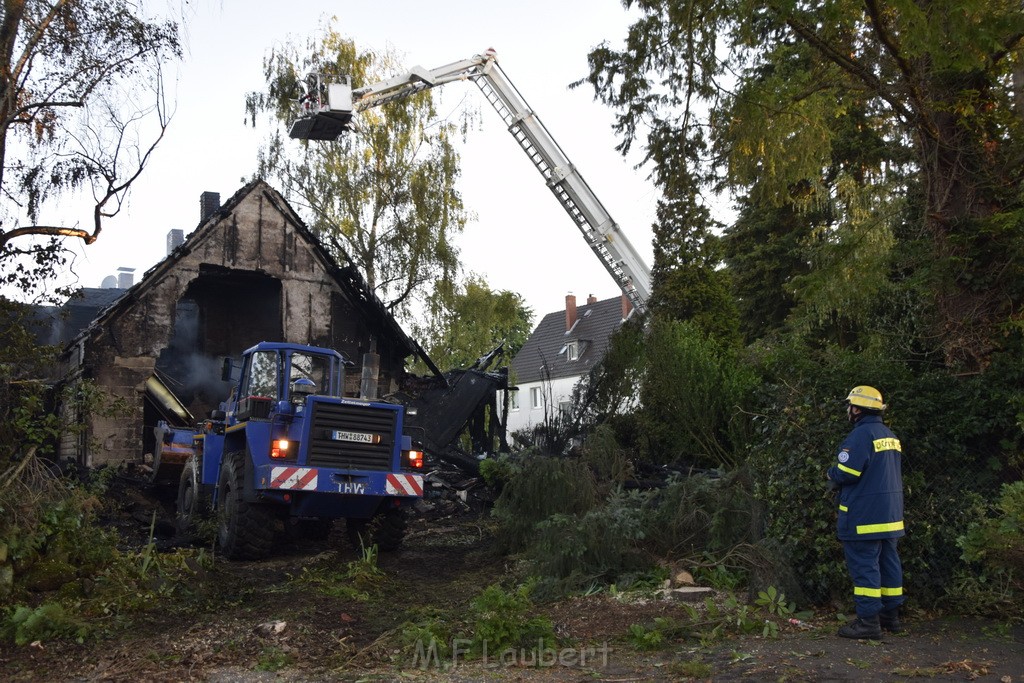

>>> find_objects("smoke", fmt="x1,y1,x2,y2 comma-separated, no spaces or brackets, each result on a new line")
156,299,231,413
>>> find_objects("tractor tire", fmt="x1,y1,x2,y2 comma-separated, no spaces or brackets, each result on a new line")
216,451,277,559
346,506,408,553
175,455,209,537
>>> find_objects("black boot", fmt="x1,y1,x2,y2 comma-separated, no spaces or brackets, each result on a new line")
837,614,882,639
879,608,902,633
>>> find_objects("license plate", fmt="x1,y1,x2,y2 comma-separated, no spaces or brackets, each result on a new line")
330,430,376,444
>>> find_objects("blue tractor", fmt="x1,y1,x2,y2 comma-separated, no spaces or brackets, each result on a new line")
159,341,425,559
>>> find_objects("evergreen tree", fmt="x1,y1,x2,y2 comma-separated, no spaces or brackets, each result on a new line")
722,197,814,343
585,0,1024,369
645,120,740,344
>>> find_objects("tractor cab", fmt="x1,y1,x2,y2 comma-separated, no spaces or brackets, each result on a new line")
224,342,345,423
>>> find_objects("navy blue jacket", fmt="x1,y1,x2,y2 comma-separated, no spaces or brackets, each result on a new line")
827,414,905,541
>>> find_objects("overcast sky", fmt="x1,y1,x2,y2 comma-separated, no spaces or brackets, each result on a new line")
55,0,662,324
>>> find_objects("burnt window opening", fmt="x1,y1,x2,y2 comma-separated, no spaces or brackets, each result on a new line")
154,269,282,422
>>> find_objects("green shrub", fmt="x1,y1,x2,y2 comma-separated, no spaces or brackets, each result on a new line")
946,481,1024,618
399,607,456,660
1,456,121,598
466,583,556,657
0,456,213,644
293,545,385,600
692,557,746,591
491,452,778,599
626,620,669,650
741,343,905,602
637,319,757,467
527,488,650,597
493,332,1022,615
491,456,597,553
400,584,558,663
3,602,89,645
642,469,760,557
960,481,1024,570
582,424,634,487
624,586,798,650
745,339,1023,607
479,454,516,492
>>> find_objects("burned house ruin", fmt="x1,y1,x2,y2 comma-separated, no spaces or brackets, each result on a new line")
57,180,438,468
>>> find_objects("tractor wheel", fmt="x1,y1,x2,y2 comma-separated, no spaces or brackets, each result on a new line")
216,451,277,559
175,455,209,537
346,506,408,553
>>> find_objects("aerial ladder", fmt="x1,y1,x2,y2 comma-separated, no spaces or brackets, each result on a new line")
289,48,652,315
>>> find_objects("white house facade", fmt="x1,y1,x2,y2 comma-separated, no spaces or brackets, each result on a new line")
505,293,633,440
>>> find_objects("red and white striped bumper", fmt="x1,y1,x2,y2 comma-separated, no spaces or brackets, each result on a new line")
386,473,424,496
258,466,423,498
269,466,319,491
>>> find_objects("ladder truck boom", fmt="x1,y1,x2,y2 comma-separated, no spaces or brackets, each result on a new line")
290,48,651,315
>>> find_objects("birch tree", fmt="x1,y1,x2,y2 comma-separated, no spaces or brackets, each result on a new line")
246,20,471,323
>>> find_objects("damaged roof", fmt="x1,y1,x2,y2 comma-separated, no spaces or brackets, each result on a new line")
59,179,438,374
510,295,628,385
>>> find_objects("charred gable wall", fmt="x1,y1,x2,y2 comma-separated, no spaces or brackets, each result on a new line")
63,182,413,468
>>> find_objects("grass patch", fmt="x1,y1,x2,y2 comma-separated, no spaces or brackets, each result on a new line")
293,545,386,601
669,658,714,678
256,645,294,671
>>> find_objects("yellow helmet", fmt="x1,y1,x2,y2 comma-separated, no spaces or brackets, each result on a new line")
847,385,886,411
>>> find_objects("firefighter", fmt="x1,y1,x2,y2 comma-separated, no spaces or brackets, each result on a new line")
827,385,905,639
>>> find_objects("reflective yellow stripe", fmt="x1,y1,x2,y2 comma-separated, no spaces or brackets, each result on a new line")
838,463,861,476
839,504,848,512
881,587,903,596
856,520,904,535
854,586,882,598
873,438,901,452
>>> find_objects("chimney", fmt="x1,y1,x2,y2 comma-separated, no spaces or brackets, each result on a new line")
166,228,184,255
621,293,633,320
587,293,597,305
199,191,221,222
565,293,577,331
117,267,135,290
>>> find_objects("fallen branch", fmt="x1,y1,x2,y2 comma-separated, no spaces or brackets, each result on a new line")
0,445,37,494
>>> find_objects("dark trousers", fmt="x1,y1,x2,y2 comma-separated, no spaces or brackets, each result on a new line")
843,537,904,618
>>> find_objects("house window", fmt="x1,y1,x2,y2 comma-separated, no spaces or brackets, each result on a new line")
566,340,579,361
530,387,542,409
509,390,520,411
558,400,572,419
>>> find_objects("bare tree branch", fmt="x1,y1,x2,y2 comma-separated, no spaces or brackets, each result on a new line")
0,63,173,251
12,99,82,119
